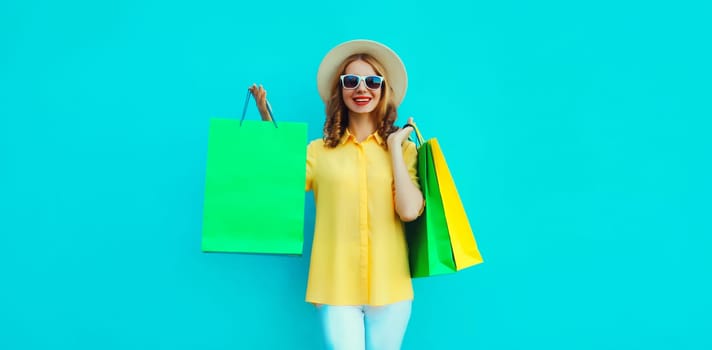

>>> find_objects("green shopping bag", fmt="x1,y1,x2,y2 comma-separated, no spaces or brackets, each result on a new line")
201,91,308,254
405,124,457,277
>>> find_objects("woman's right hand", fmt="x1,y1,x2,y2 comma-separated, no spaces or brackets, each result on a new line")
248,84,272,122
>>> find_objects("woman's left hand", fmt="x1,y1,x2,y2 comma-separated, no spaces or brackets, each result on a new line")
387,117,416,150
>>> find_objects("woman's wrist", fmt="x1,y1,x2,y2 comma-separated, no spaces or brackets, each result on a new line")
388,139,403,152
259,107,272,121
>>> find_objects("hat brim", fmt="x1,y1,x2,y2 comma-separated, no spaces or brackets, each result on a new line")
316,39,407,107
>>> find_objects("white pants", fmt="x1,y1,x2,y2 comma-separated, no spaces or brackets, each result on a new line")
318,300,412,350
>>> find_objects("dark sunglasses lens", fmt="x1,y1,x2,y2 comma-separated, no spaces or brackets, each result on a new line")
365,76,383,89
342,75,360,88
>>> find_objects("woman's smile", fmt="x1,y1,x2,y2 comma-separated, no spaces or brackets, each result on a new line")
353,95,372,106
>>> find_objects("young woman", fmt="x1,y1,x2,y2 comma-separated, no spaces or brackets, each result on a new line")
249,39,424,350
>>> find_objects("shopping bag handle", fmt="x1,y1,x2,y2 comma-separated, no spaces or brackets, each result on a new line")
241,89,278,128
404,122,425,146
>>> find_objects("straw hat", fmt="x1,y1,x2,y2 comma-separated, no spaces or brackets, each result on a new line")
316,39,408,107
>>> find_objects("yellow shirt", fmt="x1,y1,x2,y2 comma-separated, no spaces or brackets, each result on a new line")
305,130,420,306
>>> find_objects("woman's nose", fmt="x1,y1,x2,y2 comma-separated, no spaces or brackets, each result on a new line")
355,80,368,92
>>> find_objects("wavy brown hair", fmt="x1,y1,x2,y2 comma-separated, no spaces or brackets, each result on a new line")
322,54,398,148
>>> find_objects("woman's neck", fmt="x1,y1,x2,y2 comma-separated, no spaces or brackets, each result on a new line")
347,112,376,142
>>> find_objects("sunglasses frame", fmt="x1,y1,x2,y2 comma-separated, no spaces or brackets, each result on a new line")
339,74,385,90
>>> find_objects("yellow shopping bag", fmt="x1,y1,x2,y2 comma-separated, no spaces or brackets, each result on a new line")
429,138,484,270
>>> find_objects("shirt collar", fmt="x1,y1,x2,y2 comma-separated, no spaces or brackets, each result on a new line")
340,128,384,145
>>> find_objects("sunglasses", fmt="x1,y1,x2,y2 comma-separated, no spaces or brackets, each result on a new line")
340,74,385,90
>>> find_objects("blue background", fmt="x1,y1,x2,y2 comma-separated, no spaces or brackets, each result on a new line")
1,0,710,349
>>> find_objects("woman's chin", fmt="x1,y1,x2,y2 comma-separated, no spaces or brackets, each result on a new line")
347,104,376,115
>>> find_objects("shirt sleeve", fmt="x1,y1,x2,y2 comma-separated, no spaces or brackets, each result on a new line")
403,140,420,190
305,141,316,192
403,140,425,216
